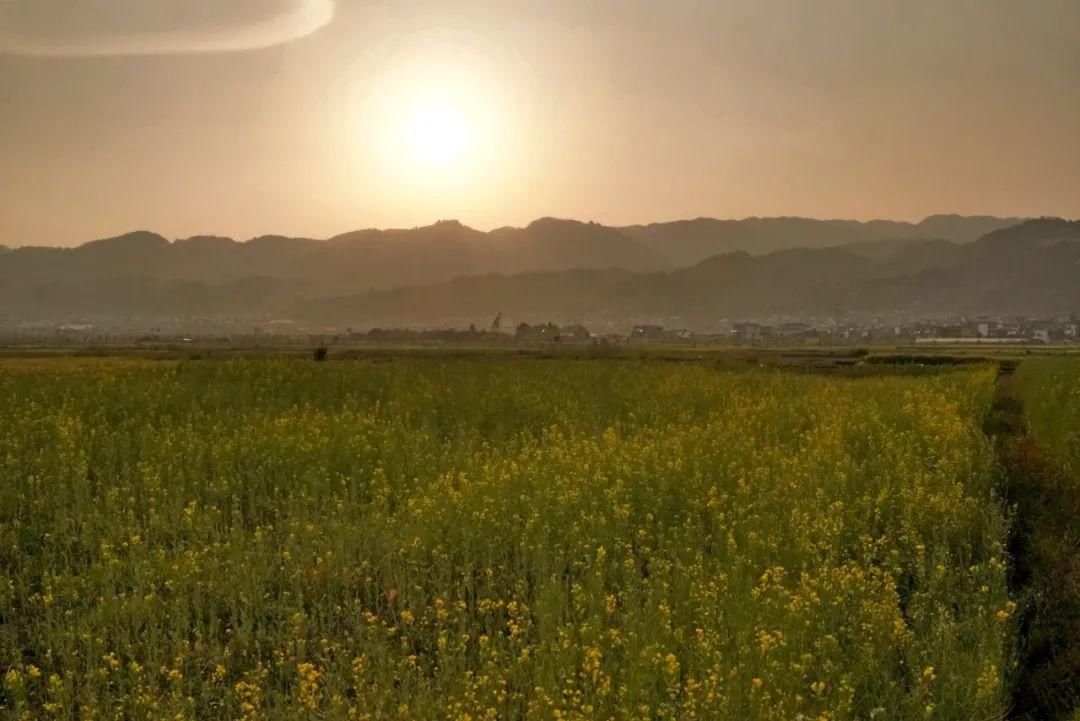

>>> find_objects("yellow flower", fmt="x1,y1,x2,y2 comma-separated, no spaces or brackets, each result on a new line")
977,663,1000,699
297,662,322,710
663,653,678,676
4,668,22,690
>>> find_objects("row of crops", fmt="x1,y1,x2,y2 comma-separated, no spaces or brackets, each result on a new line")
0,356,1073,719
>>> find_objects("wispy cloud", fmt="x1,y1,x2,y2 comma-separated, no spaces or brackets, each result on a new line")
0,0,336,56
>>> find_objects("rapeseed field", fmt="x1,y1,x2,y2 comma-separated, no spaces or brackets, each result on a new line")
0,359,1012,720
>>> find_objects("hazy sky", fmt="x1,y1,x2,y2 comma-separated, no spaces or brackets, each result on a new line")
0,0,1077,246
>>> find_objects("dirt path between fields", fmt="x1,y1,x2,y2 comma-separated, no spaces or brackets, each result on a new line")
988,362,1080,720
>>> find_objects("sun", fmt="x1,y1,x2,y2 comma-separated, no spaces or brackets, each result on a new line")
402,103,471,171
352,55,514,191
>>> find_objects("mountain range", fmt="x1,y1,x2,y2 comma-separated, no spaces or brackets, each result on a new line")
2,214,1076,330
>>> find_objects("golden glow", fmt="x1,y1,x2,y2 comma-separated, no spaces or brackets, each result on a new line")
402,102,471,171
349,42,525,206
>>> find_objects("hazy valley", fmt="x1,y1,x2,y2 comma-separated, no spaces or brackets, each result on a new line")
6,214,1079,331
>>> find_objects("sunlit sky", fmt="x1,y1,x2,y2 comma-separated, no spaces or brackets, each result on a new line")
0,0,1077,246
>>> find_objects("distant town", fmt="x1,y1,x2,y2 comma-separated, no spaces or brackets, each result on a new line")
4,313,1079,348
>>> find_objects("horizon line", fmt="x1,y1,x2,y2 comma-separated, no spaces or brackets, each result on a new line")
4,211,1064,249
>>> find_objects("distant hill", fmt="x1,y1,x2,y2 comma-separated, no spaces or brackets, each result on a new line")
300,269,634,329
914,214,1026,243
0,219,665,321
298,218,1079,328
4,214,1072,327
846,218,1080,316
489,218,664,273
611,246,877,322
619,214,1023,266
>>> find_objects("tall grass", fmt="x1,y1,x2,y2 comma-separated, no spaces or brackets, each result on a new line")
1015,357,1080,481
1010,358,1080,718
0,359,1010,720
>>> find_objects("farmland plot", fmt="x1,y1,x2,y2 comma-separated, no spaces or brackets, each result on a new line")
0,359,1011,720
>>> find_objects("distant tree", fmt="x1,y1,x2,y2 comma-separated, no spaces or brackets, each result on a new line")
313,345,329,362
